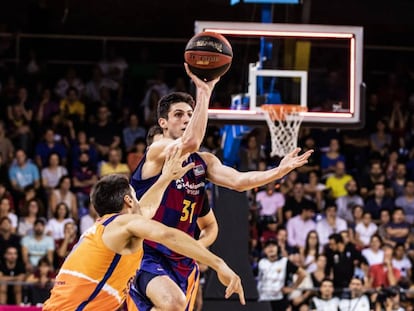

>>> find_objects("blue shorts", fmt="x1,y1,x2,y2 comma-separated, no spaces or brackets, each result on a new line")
127,265,200,311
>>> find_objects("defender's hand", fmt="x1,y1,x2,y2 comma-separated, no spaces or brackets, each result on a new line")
278,148,314,175
162,145,194,180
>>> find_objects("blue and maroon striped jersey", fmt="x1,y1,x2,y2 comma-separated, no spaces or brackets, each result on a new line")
130,152,209,276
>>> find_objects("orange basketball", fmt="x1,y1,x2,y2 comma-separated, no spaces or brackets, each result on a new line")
184,31,233,81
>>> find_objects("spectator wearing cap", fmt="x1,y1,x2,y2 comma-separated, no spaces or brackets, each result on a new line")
21,218,54,273
257,238,306,311
286,204,316,249
316,201,348,247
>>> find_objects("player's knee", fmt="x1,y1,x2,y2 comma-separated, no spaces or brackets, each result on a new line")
157,293,186,311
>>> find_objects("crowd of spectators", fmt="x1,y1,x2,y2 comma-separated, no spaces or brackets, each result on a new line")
0,43,414,311
244,70,414,310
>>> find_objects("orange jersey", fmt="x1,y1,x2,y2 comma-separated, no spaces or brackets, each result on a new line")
43,214,142,311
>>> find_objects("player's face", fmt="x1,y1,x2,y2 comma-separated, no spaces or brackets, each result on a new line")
163,103,193,140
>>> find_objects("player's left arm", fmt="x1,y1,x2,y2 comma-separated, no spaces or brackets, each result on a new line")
196,210,218,248
200,148,313,192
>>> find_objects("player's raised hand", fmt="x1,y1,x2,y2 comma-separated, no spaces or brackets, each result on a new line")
184,63,220,94
162,145,194,180
278,148,314,176
216,262,246,305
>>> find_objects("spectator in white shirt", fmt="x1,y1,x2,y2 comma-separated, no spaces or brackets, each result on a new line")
316,201,348,247
339,277,371,311
361,234,384,266
392,243,412,279
355,211,378,249
286,204,317,249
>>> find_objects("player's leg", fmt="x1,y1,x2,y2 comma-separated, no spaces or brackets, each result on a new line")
146,275,186,311
127,270,186,311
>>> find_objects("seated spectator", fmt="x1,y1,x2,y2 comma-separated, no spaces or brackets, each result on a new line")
256,181,285,228
0,120,14,165
54,221,78,270
325,161,353,199
79,201,98,235
26,256,55,306
99,147,130,178
316,202,348,247
391,163,407,198
364,183,395,222
33,88,59,127
288,252,314,310
394,179,414,223
257,238,306,311
55,67,84,99
7,102,32,154
274,226,298,258
283,181,316,221
259,217,278,248
46,202,73,240
17,199,44,236
362,234,384,266
84,65,119,104
0,197,17,232
296,135,321,180
392,243,412,281
354,211,378,249
0,183,14,214
41,152,68,195
126,137,147,172
49,175,78,221
377,208,393,245
310,254,328,289
336,179,364,224
279,170,299,197
287,204,316,249
16,185,39,218
339,277,371,311
8,149,40,203
122,113,146,152
35,128,68,168
88,105,121,160
0,217,21,259
309,278,340,310
299,230,321,273
367,244,400,289
359,161,391,200
70,129,99,169
21,218,54,273
320,138,346,178
303,170,326,211
59,86,85,124
369,119,392,160
386,207,410,246
0,246,25,305
72,151,98,217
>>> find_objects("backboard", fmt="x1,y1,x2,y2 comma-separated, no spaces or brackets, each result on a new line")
195,21,365,128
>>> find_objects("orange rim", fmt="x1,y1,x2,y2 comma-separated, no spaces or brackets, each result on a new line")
261,104,307,121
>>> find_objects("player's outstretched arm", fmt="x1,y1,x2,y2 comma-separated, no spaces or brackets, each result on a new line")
179,63,220,153
125,217,245,305
202,148,313,192
138,146,194,219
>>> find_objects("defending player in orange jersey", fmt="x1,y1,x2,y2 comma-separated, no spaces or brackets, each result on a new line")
43,147,245,311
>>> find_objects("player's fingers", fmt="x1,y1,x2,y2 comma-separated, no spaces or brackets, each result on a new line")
182,162,195,173
237,282,246,305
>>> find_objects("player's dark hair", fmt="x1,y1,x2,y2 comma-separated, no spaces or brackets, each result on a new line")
157,92,195,120
90,174,131,216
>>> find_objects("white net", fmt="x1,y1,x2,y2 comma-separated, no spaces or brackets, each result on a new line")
262,106,305,158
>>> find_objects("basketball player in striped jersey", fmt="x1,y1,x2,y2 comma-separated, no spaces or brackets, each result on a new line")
128,64,313,311
43,147,245,311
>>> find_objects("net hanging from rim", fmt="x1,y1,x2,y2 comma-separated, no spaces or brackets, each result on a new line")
261,104,307,158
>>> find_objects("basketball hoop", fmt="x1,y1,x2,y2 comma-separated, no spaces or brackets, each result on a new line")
261,104,307,158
